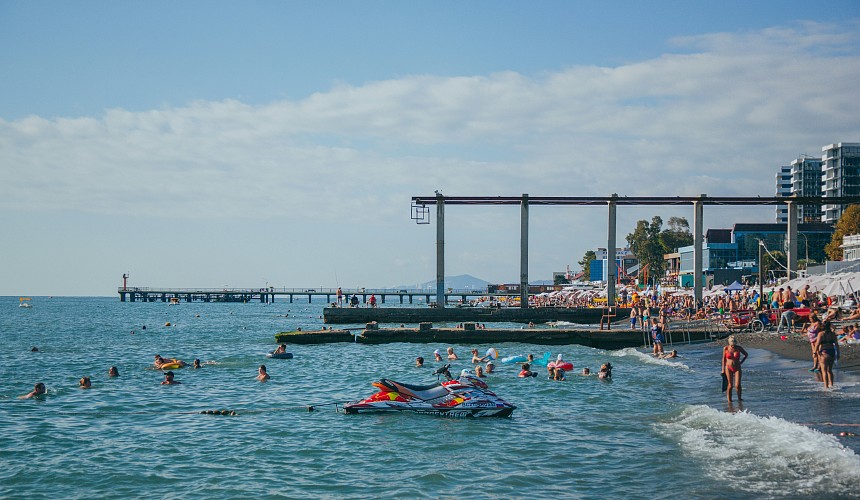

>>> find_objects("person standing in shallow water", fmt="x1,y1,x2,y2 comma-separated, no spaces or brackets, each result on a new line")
722,335,748,403
814,320,839,389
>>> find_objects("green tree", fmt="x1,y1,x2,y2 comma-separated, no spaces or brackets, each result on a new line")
626,216,667,285
762,250,787,280
660,216,693,252
578,250,597,279
825,204,860,261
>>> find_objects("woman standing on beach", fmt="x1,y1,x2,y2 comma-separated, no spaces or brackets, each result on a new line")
805,312,822,372
814,321,839,389
722,335,748,403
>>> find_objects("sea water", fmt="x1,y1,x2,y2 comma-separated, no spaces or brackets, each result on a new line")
1,297,859,499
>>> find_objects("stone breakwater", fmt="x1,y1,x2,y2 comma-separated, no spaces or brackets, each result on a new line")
275,324,723,348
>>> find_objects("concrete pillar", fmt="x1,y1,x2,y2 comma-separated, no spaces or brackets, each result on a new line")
786,201,798,279
693,196,705,306
607,195,618,306
436,193,445,307
520,194,529,308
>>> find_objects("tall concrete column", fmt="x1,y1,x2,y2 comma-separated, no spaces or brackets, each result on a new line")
436,194,445,308
693,196,705,306
607,194,618,306
520,194,529,308
786,201,798,279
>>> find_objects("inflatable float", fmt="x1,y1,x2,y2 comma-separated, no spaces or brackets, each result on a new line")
267,351,294,359
159,360,184,370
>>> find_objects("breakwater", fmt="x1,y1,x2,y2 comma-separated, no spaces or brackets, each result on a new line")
323,306,626,325
275,324,723,348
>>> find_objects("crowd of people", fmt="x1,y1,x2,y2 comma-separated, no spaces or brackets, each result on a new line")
416,346,614,383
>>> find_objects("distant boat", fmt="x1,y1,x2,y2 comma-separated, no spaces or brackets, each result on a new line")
19,297,33,308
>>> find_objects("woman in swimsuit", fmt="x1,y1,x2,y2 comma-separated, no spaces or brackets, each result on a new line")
722,335,748,403
814,321,839,389
805,312,822,372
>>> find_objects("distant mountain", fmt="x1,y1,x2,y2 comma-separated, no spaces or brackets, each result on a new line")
398,274,491,290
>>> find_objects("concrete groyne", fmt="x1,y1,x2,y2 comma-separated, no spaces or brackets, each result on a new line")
322,306,625,325
275,323,723,349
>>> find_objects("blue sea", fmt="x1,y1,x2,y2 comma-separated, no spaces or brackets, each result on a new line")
2,297,860,499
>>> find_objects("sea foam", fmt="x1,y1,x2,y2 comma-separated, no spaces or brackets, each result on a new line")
611,347,691,370
665,405,860,497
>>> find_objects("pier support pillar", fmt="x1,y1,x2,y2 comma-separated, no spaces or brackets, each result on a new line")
693,195,705,307
120,292,126,302
436,193,445,307
607,194,618,306
786,201,798,279
520,194,529,308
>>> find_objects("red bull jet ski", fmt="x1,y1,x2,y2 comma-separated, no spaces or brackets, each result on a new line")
343,364,516,418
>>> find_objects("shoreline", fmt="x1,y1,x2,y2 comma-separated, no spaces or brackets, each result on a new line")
714,331,860,372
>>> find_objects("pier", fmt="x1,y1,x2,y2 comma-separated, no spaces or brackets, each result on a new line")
117,286,512,304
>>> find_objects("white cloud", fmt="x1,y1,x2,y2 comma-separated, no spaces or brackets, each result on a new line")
1,22,859,293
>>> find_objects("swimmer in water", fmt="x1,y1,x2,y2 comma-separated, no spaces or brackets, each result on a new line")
661,350,678,359
485,361,495,374
161,371,181,385
446,347,458,360
415,356,424,367
20,382,47,399
433,350,443,362
474,366,485,378
273,344,287,355
193,359,202,369
470,349,489,364
257,365,270,382
598,363,613,379
79,376,91,389
518,363,536,378
581,368,591,376
108,366,119,377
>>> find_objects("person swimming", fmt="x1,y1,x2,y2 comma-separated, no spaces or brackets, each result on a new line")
474,366,485,378
257,365,270,382
193,359,202,369
518,363,537,378
446,347,458,360
79,376,92,389
598,363,612,379
470,349,488,363
20,382,47,399
415,356,424,367
108,366,119,377
161,371,181,385
433,350,443,362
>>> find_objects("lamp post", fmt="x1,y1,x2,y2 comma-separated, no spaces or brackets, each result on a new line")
758,240,764,310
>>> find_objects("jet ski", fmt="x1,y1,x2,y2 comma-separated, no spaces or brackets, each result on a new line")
342,364,516,418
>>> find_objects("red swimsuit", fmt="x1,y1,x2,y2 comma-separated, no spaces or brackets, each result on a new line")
725,349,741,373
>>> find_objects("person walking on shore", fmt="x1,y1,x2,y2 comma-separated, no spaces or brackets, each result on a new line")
722,335,748,403
814,321,839,389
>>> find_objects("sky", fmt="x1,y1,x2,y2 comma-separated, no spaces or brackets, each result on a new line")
1,1,860,296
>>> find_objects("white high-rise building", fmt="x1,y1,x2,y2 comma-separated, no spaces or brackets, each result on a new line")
790,155,824,222
821,142,860,223
775,166,791,223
